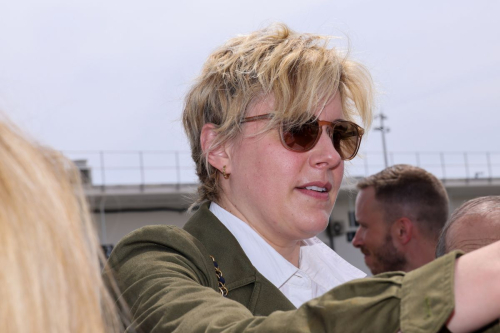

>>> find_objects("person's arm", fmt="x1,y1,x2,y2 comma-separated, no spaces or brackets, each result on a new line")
446,240,500,332
107,225,403,332
107,225,500,332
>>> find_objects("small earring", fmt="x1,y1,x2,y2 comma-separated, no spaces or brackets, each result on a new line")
222,165,230,179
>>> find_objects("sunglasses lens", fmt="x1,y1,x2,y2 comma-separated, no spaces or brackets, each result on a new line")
281,119,362,159
282,121,319,152
332,121,361,160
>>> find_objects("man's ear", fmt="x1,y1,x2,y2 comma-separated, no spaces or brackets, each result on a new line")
392,217,413,245
200,123,231,174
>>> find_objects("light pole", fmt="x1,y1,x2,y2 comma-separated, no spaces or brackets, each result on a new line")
374,113,390,168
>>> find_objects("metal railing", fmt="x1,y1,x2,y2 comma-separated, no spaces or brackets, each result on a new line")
64,150,500,189
64,150,197,188
352,151,500,182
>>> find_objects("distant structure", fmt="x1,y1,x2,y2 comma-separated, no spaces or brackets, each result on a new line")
71,154,500,275
74,159,92,185
373,113,390,168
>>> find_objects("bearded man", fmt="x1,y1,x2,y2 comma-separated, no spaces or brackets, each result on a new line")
352,164,448,275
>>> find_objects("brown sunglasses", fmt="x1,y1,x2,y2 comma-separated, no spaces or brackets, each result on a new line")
240,114,364,160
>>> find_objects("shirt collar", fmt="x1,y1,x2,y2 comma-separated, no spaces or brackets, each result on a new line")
209,202,366,291
210,202,297,288
299,237,366,290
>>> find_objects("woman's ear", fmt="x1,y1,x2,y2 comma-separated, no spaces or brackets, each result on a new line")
200,123,231,174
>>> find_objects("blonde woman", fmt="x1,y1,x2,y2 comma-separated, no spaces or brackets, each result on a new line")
108,24,500,332
0,118,124,333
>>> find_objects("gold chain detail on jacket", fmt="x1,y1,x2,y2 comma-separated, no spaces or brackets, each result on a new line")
209,255,228,297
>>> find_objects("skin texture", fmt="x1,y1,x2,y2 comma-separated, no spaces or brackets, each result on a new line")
447,240,500,332
202,93,345,267
352,187,406,274
446,212,500,254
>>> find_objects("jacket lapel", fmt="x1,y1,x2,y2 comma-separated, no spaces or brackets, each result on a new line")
183,203,295,315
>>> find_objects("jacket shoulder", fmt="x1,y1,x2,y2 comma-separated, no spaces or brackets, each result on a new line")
107,224,218,293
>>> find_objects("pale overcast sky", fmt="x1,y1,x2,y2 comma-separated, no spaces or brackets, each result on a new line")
1,0,499,182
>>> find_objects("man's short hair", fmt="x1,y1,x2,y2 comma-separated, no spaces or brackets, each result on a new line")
435,196,500,257
357,164,449,241
183,23,374,206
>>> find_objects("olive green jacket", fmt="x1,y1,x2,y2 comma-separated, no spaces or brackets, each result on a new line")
107,203,499,333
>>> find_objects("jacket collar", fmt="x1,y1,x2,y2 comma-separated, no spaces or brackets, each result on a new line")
183,202,295,313
183,202,257,290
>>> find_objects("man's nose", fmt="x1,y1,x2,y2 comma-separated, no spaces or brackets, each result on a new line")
352,228,363,248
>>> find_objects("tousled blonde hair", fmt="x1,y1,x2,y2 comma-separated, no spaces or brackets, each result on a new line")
0,118,124,333
183,23,374,206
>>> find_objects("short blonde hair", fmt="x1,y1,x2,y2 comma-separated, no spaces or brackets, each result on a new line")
0,118,124,333
183,23,374,206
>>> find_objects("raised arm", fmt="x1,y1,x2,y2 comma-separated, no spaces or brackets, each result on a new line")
106,225,401,332
107,225,500,332
446,240,500,332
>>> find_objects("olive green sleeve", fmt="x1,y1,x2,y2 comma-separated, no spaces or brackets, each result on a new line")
107,226,496,333
399,251,457,333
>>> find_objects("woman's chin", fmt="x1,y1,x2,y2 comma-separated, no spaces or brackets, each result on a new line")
294,216,330,240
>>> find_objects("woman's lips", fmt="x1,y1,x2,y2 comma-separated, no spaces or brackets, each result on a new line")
296,187,330,200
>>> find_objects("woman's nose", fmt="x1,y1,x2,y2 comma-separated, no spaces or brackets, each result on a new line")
309,125,342,169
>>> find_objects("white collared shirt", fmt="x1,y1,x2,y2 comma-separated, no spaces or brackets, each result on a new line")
210,202,366,308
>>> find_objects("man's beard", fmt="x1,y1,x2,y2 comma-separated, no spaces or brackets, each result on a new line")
370,233,407,275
